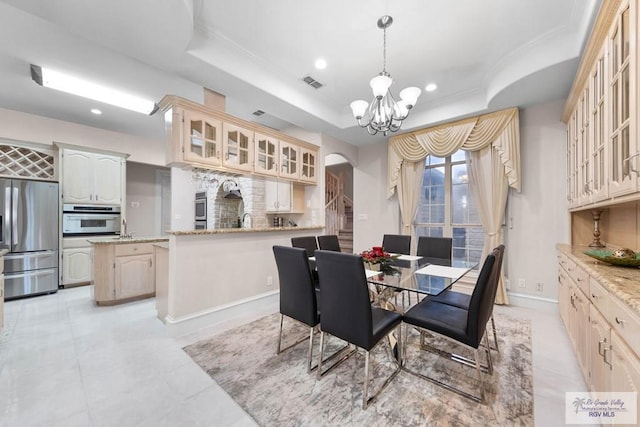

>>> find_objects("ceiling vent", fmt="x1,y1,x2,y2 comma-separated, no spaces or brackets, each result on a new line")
303,75,324,89
252,110,265,116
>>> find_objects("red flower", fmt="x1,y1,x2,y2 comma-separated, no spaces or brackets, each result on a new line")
360,247,397,264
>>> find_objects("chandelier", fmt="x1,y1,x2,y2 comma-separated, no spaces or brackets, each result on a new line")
350,16,421,136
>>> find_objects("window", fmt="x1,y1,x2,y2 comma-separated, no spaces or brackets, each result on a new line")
414,150,483,267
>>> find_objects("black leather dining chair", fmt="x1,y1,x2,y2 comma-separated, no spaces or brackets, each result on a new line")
291,236,318,257
272,245,320,373
382,234,411,255
430,245,505,353
291,236,319,285
314,249,403,409
416,236,452,259
401,247,500,403
317,234,341,252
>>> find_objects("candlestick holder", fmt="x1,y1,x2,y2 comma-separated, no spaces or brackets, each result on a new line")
588,209,605,248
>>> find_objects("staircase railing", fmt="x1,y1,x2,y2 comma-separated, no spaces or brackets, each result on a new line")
325,171,353,236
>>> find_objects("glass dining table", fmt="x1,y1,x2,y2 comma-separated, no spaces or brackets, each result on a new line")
365,255,478,312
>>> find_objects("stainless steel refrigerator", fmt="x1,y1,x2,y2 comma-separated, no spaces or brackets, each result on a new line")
1,179,59,299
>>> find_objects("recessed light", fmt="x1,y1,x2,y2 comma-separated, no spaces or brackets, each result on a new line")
91,108,102,115
425,83,437,92
314,58,327,70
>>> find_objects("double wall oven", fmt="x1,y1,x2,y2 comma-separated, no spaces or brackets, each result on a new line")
62,204,121,236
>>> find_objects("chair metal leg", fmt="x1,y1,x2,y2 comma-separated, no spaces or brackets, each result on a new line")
362,351,370,409
474,347,485,403
277,314,285,353
306,326,315,373
491,314,500,354
404,327,487,403
316,331,325,380
483,331,493,375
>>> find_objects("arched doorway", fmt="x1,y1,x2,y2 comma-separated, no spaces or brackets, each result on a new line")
324,153,353,252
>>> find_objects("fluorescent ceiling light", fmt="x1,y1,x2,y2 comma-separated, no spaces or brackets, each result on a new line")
30,65,158,115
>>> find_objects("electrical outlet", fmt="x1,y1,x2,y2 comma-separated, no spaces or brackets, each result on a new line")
518,278,526,288
536,282,544,292
267,276,273,287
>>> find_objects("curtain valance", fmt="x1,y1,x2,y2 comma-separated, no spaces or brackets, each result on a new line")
387,107,520,197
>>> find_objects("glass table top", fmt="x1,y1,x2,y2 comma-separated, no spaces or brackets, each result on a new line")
365,256,478,296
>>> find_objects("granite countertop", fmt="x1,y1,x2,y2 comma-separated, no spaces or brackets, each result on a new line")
557,243,640,316
167,225,323,236
88,236,170,245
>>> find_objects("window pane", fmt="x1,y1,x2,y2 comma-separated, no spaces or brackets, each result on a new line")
451,150,466,163
426,155,445,166
453,227,483,266
415,226,444,238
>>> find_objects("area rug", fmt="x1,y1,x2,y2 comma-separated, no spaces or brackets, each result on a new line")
183,312,533,426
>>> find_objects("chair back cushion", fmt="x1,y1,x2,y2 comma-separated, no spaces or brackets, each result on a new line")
416,236,452,259
317,235,341,252
466,250,497,346
273,245,318,327
291,236,318,257
314,250,373,349
382,234,411,255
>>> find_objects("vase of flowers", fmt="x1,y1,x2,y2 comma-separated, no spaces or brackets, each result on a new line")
361,246,397,271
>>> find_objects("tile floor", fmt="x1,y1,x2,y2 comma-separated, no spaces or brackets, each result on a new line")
0,286,585,426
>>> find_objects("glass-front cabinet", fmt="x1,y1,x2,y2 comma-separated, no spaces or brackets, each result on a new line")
300,148,317,183
223,123,253,172
564,0,639,210
591,52,608,203
184,111,222,167
279,141,299,179
254,133,278,177
608,2,636,197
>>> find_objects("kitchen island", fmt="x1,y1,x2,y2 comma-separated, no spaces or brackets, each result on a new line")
162,226,323,332
89,236,169,305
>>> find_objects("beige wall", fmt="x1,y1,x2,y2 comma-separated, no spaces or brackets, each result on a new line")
572,201,640,250
126,161,170,236
0,107,165,165
353,140,400,253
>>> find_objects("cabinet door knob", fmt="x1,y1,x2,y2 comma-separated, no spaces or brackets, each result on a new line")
615,317,626,326
591,293,597,299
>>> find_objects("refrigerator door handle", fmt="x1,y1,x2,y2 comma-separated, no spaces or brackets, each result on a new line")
12,186,18,250
3,185,10,247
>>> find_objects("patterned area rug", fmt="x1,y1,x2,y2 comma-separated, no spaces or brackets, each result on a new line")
183,312,533,426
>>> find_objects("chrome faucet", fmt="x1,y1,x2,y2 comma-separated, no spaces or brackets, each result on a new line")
121,218,133,239
242,212,252,228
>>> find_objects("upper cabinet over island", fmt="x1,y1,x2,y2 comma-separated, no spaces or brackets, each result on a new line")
158,96,318,185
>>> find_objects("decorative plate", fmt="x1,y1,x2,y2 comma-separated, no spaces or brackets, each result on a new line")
583,249,640,267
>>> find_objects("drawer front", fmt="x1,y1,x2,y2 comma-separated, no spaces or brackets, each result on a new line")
567,262,589,295
609,296,640,359
589,277,610,318
115,243,153,257
557,252,570,273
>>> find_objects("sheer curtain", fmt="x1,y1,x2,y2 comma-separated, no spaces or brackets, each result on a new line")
388,107,520,304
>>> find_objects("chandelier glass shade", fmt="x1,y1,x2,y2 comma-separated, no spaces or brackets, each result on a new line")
350,16,421,136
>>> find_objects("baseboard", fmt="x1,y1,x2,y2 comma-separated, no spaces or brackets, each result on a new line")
163,290,279,337
506,292,559,314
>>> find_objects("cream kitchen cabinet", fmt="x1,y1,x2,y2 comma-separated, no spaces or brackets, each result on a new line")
183,110,222,167
92,240,158,305
557,246,640,407
300,147,317,184
254,133,278,177
265,180,292,212
61,148,125,205
61,237,92,286
223,123,253,172
278,141,299,179
160,96,319,185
